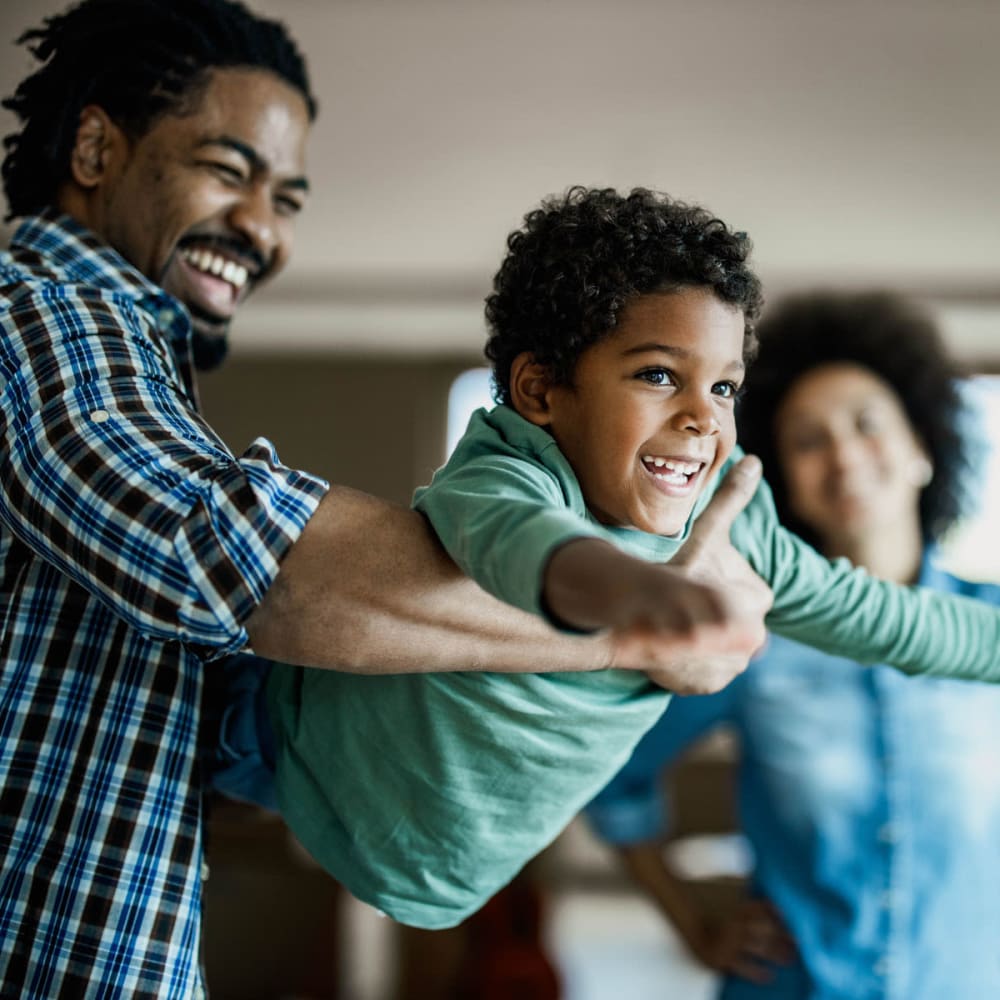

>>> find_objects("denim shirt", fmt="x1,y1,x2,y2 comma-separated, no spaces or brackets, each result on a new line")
586,553,1000,1000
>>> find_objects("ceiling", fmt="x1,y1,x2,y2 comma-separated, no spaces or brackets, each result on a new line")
1,0,998,358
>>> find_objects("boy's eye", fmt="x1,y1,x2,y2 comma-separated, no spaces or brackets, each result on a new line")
712,380,742,399
636,368,675,386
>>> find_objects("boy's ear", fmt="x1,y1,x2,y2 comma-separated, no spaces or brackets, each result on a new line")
69,106,123,189
509,352,555,427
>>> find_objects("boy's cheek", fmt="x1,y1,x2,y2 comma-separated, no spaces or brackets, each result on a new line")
718,421,738,463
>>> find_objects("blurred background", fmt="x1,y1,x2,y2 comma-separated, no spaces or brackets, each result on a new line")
2,1,998,997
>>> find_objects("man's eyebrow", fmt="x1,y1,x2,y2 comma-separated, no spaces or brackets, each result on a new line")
196,136,310,191
622,342,745,371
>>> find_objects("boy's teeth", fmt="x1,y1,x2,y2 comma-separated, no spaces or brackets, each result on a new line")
182,248,249,289
642,455,700,475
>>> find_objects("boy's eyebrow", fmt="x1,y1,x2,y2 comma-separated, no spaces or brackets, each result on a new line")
622,342,745,371
196,136,311,191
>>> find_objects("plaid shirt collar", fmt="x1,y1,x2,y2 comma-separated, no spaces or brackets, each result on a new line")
10,210,201,403
10,210,187,317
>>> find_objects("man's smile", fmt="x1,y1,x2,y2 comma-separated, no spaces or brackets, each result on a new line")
180,245,251,291
167,235,267,319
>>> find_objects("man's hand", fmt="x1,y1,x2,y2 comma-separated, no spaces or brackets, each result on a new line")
604,455,773,693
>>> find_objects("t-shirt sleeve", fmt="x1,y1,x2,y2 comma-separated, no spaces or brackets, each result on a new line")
414,445,606,618
733,476,1000,682
0,286,328,656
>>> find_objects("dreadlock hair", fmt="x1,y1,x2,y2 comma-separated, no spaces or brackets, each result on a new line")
485,186,763,405
2,0,316,220
737,290,972,547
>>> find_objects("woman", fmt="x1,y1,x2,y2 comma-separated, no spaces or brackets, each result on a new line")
585,290,1000,999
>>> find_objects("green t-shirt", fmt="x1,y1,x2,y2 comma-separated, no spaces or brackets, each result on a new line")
268,405,1000,928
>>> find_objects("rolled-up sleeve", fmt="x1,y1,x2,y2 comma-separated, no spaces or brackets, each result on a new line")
0,285,328,655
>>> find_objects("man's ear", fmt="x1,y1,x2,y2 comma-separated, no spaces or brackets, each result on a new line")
69,106,122,188
509,351,555,426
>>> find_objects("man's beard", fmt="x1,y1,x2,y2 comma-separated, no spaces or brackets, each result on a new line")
191,329,230,371
188,304,231,371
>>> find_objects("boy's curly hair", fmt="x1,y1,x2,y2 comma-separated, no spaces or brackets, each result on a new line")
485,186,764,404
737,290,972,546
2,0,316,220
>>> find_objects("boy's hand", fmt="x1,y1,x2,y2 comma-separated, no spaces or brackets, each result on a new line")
602,456,773,691
666,452,772,640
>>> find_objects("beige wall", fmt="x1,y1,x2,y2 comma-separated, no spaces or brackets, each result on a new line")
200,355,476,506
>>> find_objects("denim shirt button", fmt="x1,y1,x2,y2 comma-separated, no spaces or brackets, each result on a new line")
879,889,895,909
874,957,891,977
877,823,898,843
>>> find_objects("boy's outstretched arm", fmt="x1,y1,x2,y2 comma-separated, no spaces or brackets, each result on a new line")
246,460,769,688
545,456,773,693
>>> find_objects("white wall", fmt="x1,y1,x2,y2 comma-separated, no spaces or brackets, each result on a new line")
2,0,998,357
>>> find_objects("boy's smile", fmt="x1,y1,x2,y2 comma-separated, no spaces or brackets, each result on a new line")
539,289,745,536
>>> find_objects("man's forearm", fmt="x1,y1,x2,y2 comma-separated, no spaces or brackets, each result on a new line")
246,486,615,674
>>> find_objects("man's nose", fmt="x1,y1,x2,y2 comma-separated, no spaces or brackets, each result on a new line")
227,185,280,264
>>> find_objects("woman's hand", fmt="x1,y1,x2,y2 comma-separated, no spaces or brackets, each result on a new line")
690,897,796,983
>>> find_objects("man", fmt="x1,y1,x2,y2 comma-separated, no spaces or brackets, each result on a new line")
0,0,770,996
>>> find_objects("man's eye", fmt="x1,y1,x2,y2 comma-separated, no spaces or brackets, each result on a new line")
275,194,305,217
208,162,245,182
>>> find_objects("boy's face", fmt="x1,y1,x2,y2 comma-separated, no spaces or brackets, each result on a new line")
544,289,745,535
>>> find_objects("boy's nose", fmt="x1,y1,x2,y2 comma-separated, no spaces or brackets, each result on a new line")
674,393,719,435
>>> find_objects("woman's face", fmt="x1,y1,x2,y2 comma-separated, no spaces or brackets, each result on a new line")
773,362,931,550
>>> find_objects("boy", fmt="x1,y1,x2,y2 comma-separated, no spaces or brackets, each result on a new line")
264,187,1000,929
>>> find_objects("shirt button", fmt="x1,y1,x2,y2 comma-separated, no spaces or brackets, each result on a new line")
874,957,890,977
877,823,898,843
90,409,110,424
201,861,211,882
158,308,176,328
879,890,895,909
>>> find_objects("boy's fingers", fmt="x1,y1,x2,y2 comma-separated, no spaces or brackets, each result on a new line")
684,455,762,552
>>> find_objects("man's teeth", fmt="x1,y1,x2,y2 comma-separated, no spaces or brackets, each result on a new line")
181,248,249,290
642,455,701,483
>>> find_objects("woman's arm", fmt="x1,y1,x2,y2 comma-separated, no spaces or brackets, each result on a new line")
619,841,793,982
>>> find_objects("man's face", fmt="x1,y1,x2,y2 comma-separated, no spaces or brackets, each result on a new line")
86,67,311,362
543,289,745,536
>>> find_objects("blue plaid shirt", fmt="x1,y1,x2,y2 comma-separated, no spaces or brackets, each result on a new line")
0,214,328,998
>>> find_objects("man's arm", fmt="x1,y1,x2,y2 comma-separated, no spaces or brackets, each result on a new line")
246,458,772,684
246,483,614,674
